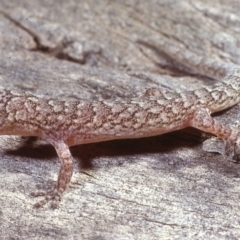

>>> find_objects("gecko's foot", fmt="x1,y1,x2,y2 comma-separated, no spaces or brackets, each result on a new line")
224,133,240,163
31,184,62,209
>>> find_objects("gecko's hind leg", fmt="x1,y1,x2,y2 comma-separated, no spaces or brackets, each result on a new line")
190,108,240,162
31,141,74,208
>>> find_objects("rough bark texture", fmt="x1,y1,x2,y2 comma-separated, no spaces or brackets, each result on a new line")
0,0,240,239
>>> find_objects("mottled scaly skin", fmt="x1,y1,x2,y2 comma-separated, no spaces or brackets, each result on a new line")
0,66,240,208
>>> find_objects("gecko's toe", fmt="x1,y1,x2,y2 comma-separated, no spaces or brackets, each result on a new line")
31,185,62,209
224,133,240,163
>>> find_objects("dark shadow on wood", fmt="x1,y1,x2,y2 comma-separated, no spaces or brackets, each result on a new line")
4,128,205,171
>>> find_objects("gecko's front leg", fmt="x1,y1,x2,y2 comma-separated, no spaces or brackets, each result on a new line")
190,108,240,162
32,141,74,208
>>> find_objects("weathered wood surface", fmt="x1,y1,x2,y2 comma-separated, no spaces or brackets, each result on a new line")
0,0,240,239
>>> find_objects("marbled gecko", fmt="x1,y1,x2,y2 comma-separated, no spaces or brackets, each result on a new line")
1,65,240,208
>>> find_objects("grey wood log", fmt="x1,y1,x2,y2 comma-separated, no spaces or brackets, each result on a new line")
0,0,240,239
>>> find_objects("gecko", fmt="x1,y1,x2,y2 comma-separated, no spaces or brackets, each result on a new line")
1,65,240,208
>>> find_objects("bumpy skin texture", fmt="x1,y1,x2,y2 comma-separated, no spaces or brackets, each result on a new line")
0,66,240,208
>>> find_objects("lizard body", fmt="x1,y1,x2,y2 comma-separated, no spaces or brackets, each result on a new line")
1,65,240,208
